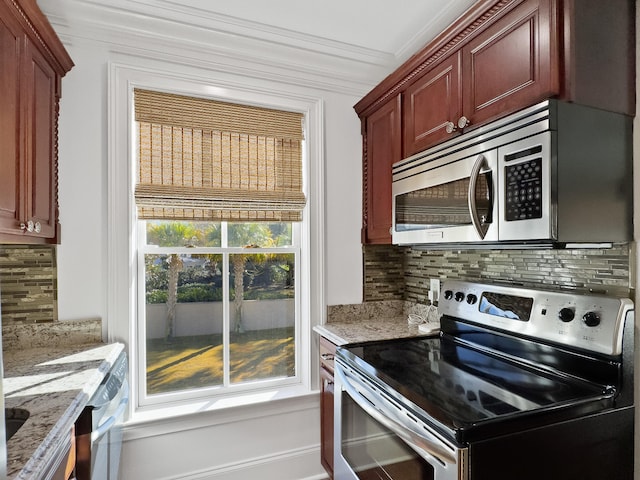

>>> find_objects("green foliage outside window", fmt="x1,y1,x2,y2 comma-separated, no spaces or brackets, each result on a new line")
144,221,294,304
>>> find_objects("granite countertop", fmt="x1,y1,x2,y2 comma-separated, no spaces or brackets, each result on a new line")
314,300,440,346
3,340,124,479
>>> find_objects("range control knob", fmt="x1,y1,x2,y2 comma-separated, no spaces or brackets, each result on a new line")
583,311,601,327
444,290,454,300
454,292,465,302
466,294,478,305
558,307,575,323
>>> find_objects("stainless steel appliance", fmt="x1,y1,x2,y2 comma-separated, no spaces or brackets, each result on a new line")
334,280,634,480
76,351,129,480
391,100,632,247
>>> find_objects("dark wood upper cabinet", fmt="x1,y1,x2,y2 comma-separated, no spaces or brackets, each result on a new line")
355,0,634,244
0,0,73,244
362,95,401,244
461,0,559,131
404,53,462,157
0,3,23,241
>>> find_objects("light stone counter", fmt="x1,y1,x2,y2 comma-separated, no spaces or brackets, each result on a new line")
314,300,438,346
2,319,124,479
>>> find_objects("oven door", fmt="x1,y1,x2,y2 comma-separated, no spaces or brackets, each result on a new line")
334,360,467,480
392,150,498,245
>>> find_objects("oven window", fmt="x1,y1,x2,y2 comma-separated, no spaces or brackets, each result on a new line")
395,172,492,231
341,392,435,479
480,292,534,321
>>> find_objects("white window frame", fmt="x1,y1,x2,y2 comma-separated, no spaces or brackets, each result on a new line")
108,63,325,421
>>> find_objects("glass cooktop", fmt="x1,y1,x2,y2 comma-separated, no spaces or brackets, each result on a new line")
339,335,615,443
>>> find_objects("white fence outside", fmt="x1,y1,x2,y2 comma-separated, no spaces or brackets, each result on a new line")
146,298,295,339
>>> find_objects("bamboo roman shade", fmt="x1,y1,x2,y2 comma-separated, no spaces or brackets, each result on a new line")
134,89,306,222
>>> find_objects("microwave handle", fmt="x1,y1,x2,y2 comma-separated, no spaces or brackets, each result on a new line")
468,153,491,239
336,363,458,466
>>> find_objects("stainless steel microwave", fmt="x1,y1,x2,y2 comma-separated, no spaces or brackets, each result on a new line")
391,100,632,248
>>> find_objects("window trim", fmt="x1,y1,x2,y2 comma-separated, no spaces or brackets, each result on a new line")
108,62,325,422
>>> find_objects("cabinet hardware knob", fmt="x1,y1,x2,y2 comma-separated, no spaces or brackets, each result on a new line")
34,221,41,233
457,116,470,129
20,220,35,232
444,121,457,134
321,353,335,361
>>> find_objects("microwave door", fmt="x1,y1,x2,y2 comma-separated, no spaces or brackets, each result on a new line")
392,151,498,244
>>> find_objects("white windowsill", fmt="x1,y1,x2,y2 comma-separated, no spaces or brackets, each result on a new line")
124,385,320,440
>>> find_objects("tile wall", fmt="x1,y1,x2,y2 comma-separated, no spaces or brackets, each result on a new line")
0,246,57,324
364,244,632,304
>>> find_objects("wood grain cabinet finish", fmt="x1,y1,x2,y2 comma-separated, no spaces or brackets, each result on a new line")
362,95,401,244
0,0,73,244
355,0,634,243
403,53,462,156
460,0,558,133
319,336,337,479
404,0,558,156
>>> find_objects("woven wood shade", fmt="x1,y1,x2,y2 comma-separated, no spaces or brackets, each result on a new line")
134,89,306,221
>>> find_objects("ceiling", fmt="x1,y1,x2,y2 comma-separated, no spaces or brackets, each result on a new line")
169,0,477,59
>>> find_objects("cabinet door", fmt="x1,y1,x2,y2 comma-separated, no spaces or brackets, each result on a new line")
0,5,23,237
23,38,58,240
320,365,334,479
462,0,559,128
363,95,401,244
403,53,462,156
319,336,336,478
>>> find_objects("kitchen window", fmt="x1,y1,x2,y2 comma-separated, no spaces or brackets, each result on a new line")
137,220,301,403
131,88,312,409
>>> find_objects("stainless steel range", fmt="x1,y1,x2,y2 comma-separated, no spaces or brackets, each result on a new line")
334,280,634,480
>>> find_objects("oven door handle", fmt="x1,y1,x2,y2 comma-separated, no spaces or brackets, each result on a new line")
468,153,491,240
336,365,457,466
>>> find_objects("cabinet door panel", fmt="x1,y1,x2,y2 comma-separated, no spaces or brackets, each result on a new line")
24,39,57,239
363,95,401,244
0,6,23,236
462,0,558,127
403,54,461,156
320,366,334,478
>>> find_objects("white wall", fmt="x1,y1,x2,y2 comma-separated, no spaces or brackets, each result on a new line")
44,2,374,477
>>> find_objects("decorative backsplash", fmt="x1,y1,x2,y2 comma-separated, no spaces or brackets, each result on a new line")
0,245,58,324
363,244,405,301
364,244,632,304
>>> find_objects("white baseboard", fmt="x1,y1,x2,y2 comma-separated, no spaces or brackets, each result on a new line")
159,444,329,480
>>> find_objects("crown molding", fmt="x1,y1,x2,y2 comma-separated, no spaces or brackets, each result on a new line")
37,0,397,95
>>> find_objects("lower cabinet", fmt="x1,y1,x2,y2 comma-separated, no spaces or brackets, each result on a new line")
319,336,337,479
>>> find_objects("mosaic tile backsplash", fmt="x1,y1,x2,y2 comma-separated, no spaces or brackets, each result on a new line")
364,244,632,304
0,245,58,324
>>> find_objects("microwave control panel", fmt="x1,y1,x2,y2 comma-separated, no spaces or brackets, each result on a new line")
505,157,543,221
